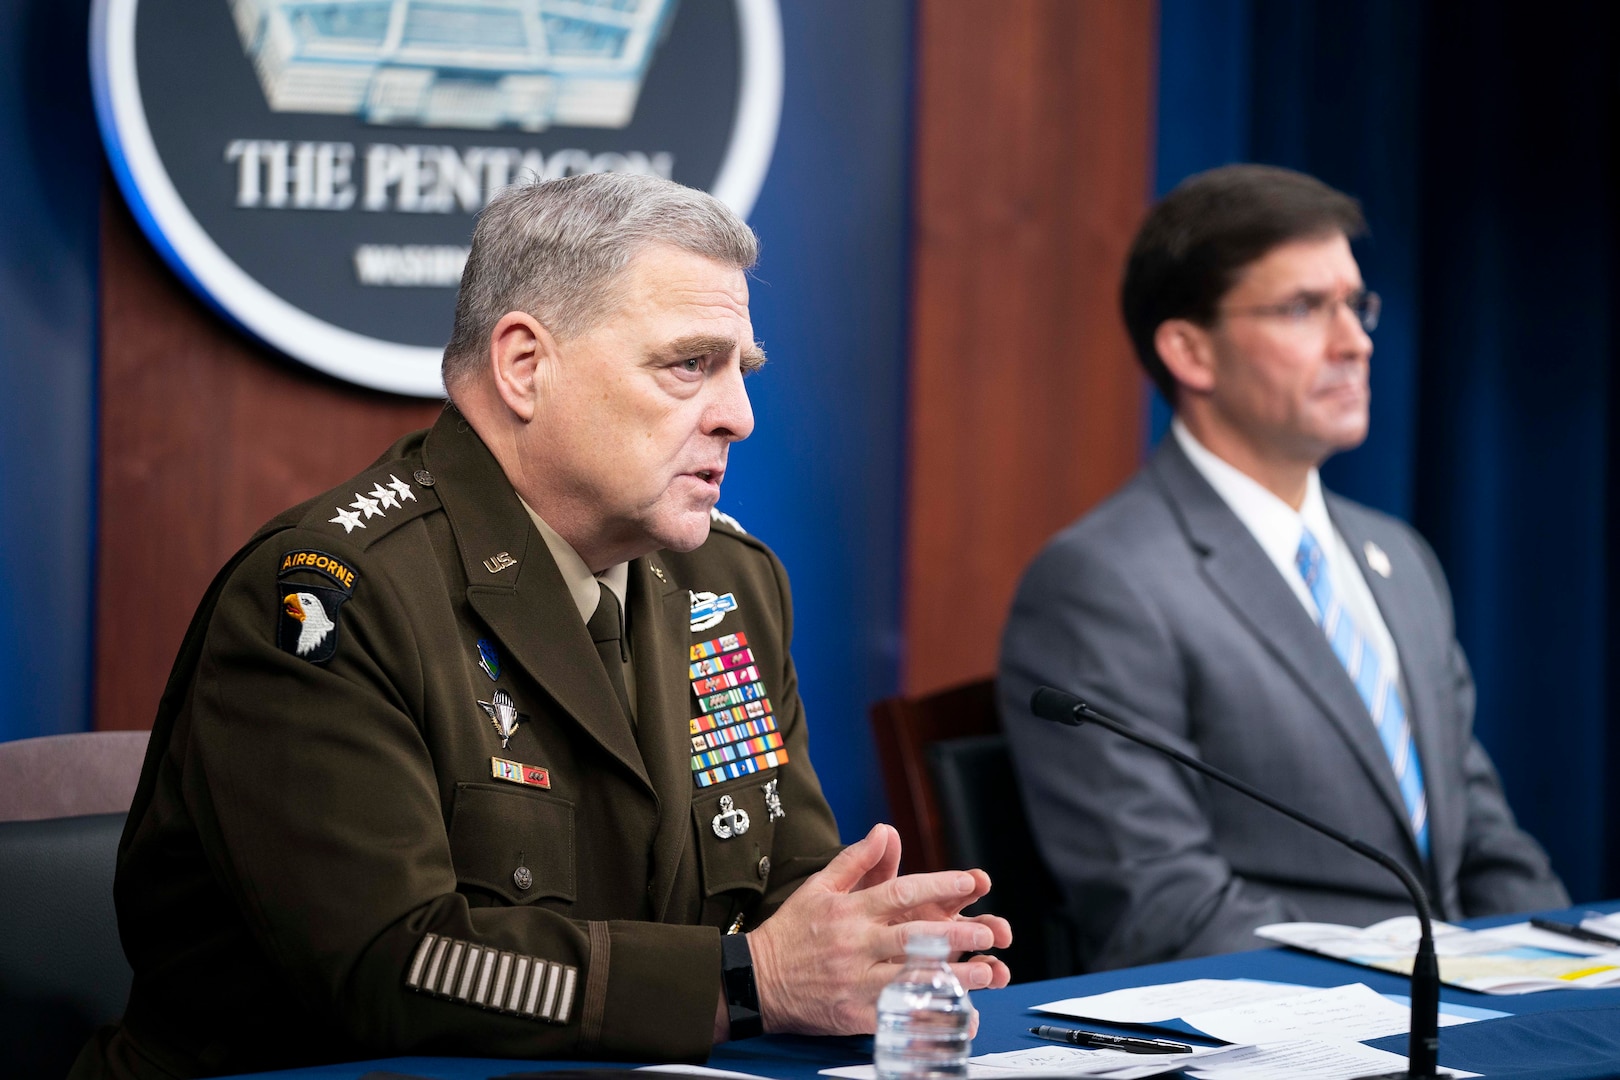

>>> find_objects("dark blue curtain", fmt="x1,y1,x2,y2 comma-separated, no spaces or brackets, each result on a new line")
1155,0,1618,901
0,0,100,743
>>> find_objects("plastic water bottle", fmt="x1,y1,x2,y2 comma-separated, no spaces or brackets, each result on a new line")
873,934,972,1080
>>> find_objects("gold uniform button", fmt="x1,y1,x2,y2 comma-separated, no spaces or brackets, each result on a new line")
757,856,771,879
513,865,533,891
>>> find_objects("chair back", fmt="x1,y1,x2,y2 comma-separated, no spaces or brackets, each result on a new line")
869,679,1076,981
0,812,131,1079
0,730,150,822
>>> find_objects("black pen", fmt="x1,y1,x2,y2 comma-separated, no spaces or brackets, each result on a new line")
1029,1025,1193,1054
1530,917,1620,947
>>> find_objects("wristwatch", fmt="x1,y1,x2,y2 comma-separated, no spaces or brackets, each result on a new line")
720,931,763,1040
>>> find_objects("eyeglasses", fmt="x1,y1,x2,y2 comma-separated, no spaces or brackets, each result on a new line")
1220,289,1381,333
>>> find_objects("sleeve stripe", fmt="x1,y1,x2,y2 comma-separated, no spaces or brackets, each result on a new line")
474,949,496,1006
423,937,450,992
508,956,531,1013
556,965,578,1024
406,933,438,989
405,932,577,1024
539,961,561,1020
456,945,481,1001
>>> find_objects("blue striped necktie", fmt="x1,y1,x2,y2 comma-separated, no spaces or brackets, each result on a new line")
1295,529,1430,860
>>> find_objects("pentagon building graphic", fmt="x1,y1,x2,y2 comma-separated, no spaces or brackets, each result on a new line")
229,0,676,131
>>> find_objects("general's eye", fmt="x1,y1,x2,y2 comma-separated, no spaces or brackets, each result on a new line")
680,357,703,373
1286,297,1323,320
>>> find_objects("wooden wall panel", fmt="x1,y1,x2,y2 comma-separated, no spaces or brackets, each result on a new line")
904,0,1156,695
95,189,443,731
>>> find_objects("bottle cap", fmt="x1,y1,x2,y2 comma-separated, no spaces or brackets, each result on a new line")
903,933,951,959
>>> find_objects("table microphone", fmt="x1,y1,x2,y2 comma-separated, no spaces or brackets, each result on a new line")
1031,686,1441,1080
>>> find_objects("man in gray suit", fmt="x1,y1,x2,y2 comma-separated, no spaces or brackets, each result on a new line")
999,164,1567,971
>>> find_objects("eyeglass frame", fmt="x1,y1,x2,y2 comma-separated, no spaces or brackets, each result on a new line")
1218,289,1381,333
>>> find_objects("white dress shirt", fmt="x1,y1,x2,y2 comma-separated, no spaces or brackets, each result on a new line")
1172,418,1402,696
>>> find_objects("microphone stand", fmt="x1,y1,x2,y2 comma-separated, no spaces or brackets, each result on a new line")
1031,687,1440,1080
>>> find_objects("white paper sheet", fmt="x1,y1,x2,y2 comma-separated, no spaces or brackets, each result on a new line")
1470,921,1614,957
1181,1040,1479,1080
639,1067,779,1080
1181,982,1475,1043
820,1042,1234,1080
1033,978,1311,1024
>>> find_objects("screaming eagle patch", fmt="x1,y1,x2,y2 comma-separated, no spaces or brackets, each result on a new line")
277,585,349,664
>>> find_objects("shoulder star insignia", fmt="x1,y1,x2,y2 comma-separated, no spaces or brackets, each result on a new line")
329,506,365,533
388,474,417,502
710,507,746,534
369,481,400,510
350,492,383,519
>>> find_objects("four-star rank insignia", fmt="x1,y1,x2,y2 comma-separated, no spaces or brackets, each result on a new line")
479,688,528,749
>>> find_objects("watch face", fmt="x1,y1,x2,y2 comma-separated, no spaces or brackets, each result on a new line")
92,0,783,396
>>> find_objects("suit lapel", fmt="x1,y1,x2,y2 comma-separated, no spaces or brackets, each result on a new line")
1150,440,1417,847
424,413,649,789
1328,500,1450,877
628,556,697,919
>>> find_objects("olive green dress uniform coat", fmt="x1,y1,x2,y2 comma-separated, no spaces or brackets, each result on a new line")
79,410,843,1079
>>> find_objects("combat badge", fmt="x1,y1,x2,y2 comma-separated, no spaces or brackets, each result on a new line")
277,587,349,664
479,688,529,749
689,590,738,632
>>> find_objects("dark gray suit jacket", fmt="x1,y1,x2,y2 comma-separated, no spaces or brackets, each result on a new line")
998,437,1567,971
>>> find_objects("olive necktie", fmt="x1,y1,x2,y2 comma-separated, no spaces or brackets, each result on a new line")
586,580,634,726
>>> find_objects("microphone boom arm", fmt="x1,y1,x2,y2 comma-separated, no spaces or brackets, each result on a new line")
1030,686,1440,1080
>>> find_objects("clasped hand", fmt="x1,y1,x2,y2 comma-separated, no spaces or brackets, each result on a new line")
744,823,1012,1037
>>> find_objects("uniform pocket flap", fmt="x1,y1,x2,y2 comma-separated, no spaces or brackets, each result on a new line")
692,781,773,898
449,782,576,904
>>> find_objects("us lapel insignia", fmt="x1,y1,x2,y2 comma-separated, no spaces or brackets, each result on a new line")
478,688,529,749
689,590,738,632
711,794,750,839
1364,540,1393,579
762,778,784,821
483,551,517,574
476,638,501,681
491,755,550,790
650,563,667,583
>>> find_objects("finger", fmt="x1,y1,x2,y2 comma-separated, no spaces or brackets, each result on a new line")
852,825,903,892
956,912,1013,949
811,823,899,894
880,918,998,959
952,954,1011,991
861,869,979,920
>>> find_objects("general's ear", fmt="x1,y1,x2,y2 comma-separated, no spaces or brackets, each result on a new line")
488,311,558,422
1153,318,1217,396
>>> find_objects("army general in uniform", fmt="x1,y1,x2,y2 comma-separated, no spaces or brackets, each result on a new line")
75,174,1011,1079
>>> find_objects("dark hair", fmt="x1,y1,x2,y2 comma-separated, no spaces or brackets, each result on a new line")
1120,164,1366,403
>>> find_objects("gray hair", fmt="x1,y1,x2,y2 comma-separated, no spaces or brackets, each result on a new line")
442,173,759,388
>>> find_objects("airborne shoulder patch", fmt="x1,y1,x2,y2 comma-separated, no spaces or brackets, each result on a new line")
278,549,357,592
277,585,349,664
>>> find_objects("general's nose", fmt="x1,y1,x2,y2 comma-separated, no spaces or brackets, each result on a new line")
707,365,755,442
1330,299,1374,358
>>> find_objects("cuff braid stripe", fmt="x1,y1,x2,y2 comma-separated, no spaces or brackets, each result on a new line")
405,932,579,1024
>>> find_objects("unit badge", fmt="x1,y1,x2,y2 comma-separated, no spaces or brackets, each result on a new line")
277,587,349,664
491,755,550,790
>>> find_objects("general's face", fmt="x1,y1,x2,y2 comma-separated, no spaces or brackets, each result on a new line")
1204,232,1373,466
535,243,759,562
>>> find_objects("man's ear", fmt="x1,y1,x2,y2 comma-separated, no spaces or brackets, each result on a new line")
488,311,557,422
1154,318,1218,396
